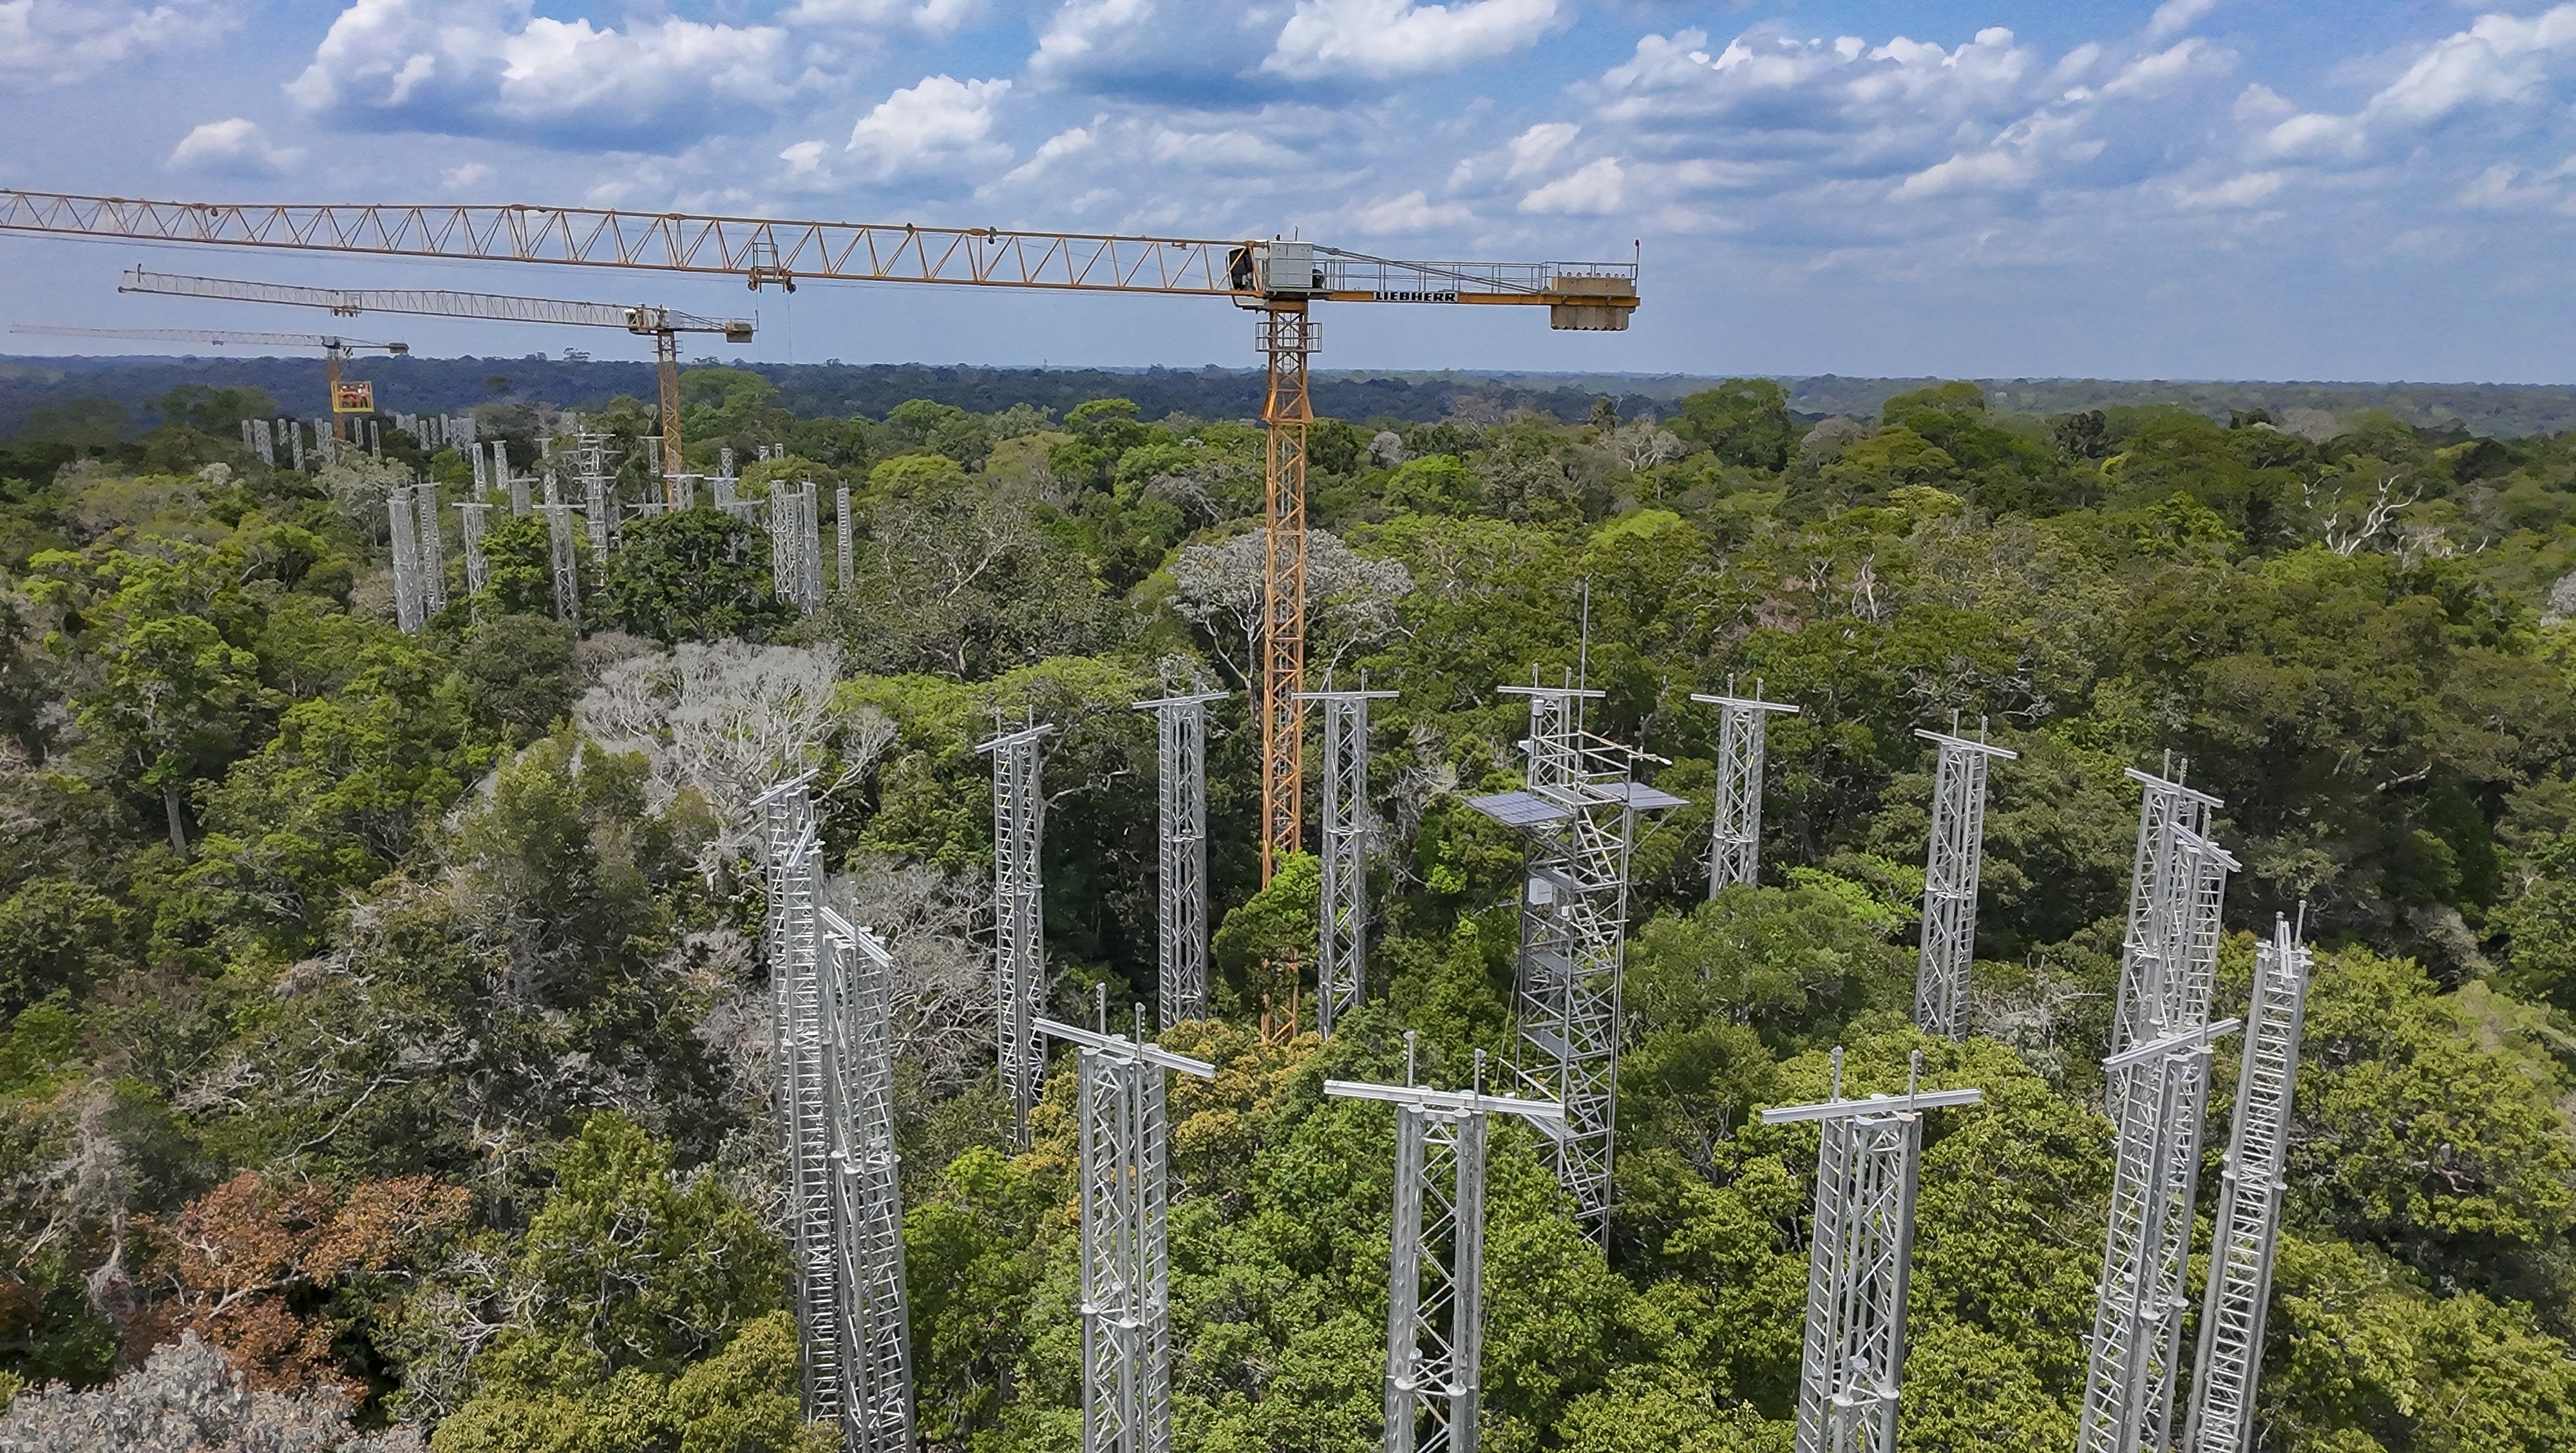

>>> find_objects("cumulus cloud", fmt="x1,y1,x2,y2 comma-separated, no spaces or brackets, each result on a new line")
2146,0,2217,42
1263,0,1562,82
0,0,234,84
1029,0,1276,99
785,0,981,37
285,0,793,147
1350,189,1477,233
2257,5,2576,164
1520,157,1623,214
166,117,305,176
846,75,1013,181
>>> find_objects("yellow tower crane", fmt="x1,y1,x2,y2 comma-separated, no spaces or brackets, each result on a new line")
7,322,406,435
0,189,1641,880
115,268,753,501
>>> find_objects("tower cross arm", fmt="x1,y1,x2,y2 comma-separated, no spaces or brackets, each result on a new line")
2102,1016,2244,1072
2123,766,2225,809
973,723,1058,755
1132,690,1229,710
1293,688,1399,702
1034,1016,1218,1079
1913,728,2019,760
1322,1077,1567,1129
1759,1086,1985,1125
1690,691,1801,714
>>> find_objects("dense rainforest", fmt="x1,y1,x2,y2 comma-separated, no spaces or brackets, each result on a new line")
0,364,2570,1451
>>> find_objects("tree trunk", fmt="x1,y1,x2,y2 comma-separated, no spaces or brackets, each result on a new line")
162,781,189,854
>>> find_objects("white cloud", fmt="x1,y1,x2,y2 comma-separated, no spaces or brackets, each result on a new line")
2101,38,2233,99
439,161,495,190
1508,122,1580,178
166,118,305,176
988,125,1099,193
0,0,233,84
779,140,828,176
1263,0,1562,82
2250,5,2576,165
1520,156,1624,214
285,0,793,147
784,0,981,37
2168,168,2282,209
2146,0,2216,42
1029,0,1276,97
846,75,1013,180
1350,189,1477,233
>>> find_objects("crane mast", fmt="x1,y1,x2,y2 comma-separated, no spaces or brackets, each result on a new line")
2,190,1640,874
7,323,406,437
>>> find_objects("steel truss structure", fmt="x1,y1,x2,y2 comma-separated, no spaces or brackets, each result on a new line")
1691,680,1799,895
536,475,581,621
1327,1045,1565,1453
1912,723,2017,1041
2184,913,2312,1453
771,480,823,613
414,485,446,616
755,777,916,1452
1296,681,1397,1036
1038,1013,1216,1453
1468,680,1682,1241
459,502,491,597
837,482,855,590
574,433,616,588
1761,1050,1984,1453
2078,766,2241,1453
1132,692,1225,1027
387,483,423,633
976,719,1056,1146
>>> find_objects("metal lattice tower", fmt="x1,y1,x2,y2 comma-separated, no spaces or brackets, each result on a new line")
1328,1043,1564,1453
1296,679,1397,1037
1691,678,1799,895
576,433,616,587
1133,691,1224,1027
387,484,423,633
755,778,916,1452
2079,765,2241,1453
415,484,447,616
837,482,855,590
1468,677,1682,1241
459,502,491,598
537,475,581,621
1040,1009,1215,1453
820,902,917,1453
977,719,1055,1146
1763,1049,1984,1453
1912,721,2017,1042
2183,912,2311,1453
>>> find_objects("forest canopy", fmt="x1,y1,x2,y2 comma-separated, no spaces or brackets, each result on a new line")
0,369,2571,1451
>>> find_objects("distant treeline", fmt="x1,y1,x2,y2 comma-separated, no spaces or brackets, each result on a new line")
9,352,2576,436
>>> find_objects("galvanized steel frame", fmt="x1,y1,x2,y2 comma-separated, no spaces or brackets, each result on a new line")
1691,682,1799,895
1297,684,1397,1036
977,721,1055,1146
2184,915,2311,1453
1911,725,2016,1042
1133,692,1224,1027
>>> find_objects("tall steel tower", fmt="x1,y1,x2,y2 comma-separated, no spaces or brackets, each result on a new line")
459,500,491,598
1327,1041,1566,1453
977,719,1056,1146
2079,765,2241,1453
387,483,424,633
1296,679,1397,1036
1761,1049,1983,1453
1133,691,1225,1027
1911,721,2017,1042
535,474,581,621
755,777,916,1452
1469,678,1682,1240
1039,1010,1217,1453
2183,911,2313,1453
414,485,446,617
1690,679,1799,895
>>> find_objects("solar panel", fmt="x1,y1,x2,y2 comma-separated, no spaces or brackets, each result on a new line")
1467,790,1573,826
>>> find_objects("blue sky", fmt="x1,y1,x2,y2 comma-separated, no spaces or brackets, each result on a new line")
3,0,2575,383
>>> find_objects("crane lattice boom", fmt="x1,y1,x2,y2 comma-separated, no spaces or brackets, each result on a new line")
8,323,403,352
119,268,752,338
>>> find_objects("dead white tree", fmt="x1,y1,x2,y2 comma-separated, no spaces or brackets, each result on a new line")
2315,473,2422,556
1611,419,1683,476
1170,527,1414,690
574,640,894,875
